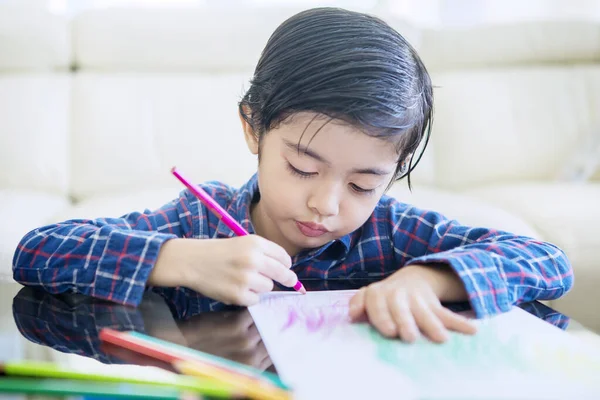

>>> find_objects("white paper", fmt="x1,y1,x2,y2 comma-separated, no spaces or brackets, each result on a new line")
249,291,600,400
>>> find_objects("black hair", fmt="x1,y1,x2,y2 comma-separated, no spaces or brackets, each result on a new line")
239,7,433,189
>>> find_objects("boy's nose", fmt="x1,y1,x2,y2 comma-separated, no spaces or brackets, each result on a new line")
308,182,340,217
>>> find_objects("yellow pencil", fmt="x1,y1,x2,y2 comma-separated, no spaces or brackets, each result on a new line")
173,360,293,400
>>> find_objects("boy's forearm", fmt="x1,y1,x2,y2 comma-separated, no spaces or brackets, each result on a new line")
399,264,469,302
149,238,189,288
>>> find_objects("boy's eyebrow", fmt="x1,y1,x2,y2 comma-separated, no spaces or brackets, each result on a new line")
351,166,393,176
283,139,330,164
282,139,393,176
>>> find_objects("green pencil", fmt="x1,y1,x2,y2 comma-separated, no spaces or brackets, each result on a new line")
2,360,236,398
0,377,189,399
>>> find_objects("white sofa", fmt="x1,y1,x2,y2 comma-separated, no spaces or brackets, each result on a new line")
1,5,599,331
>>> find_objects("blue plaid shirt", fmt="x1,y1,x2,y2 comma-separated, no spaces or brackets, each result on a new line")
13,174,574,318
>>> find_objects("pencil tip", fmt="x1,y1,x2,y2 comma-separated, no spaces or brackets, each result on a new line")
293,281,307,294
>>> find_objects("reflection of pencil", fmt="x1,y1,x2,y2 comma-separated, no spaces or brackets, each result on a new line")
174,360,292,400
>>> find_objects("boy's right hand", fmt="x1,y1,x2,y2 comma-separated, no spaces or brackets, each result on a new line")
150,236,297,306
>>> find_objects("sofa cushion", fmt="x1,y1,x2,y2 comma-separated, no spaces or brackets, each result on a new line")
71,73,258,202
0,6,70,71
50,188,182,222
72,7,303,71
0,191,70,281
386,185,540,238
0,74,71,196
429,66,600,190
466,183,600,263
466,183,600,331
419,20,600,72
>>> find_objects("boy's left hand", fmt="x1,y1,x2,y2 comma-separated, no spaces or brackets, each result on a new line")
348,265,477,343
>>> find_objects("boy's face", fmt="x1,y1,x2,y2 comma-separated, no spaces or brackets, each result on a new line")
242,112,399,256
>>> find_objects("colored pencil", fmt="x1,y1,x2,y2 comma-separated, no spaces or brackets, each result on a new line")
174,360,292,400
0,377,193,399
1,360,235,398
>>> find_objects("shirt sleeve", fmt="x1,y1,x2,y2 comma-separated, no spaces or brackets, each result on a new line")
388,200,574,317
12,189,201,307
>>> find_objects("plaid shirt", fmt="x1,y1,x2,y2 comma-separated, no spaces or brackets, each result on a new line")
13,174,574,318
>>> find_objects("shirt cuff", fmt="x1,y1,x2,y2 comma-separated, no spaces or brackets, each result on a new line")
92,231,177,307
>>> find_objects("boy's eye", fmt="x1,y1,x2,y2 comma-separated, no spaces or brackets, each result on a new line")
350,183,376,195
287,162,316,178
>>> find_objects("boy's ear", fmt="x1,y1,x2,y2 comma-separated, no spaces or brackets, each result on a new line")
239,106,259,155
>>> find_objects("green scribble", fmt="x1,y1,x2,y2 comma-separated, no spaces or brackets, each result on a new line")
354,323,534,382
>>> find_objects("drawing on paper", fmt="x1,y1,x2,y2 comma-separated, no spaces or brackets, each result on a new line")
249,291,600,399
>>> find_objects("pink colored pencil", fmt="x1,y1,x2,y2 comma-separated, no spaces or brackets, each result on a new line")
171,167,306,294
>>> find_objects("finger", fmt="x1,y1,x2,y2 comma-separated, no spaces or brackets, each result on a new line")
388,290,419,343
412,298,449,343
254,236,292,268
364,287,397,337
258,257,298,288
348,287,366,321
436,306,478,335
233,290,260,307
247,271,275,294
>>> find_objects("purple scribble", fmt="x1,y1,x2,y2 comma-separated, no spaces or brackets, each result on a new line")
282,309,299,331
280,304,350,337
306,311,325,332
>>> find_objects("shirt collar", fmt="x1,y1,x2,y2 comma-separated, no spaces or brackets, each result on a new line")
215,173,352,257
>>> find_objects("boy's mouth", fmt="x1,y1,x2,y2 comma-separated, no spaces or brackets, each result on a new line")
295,221,329,237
